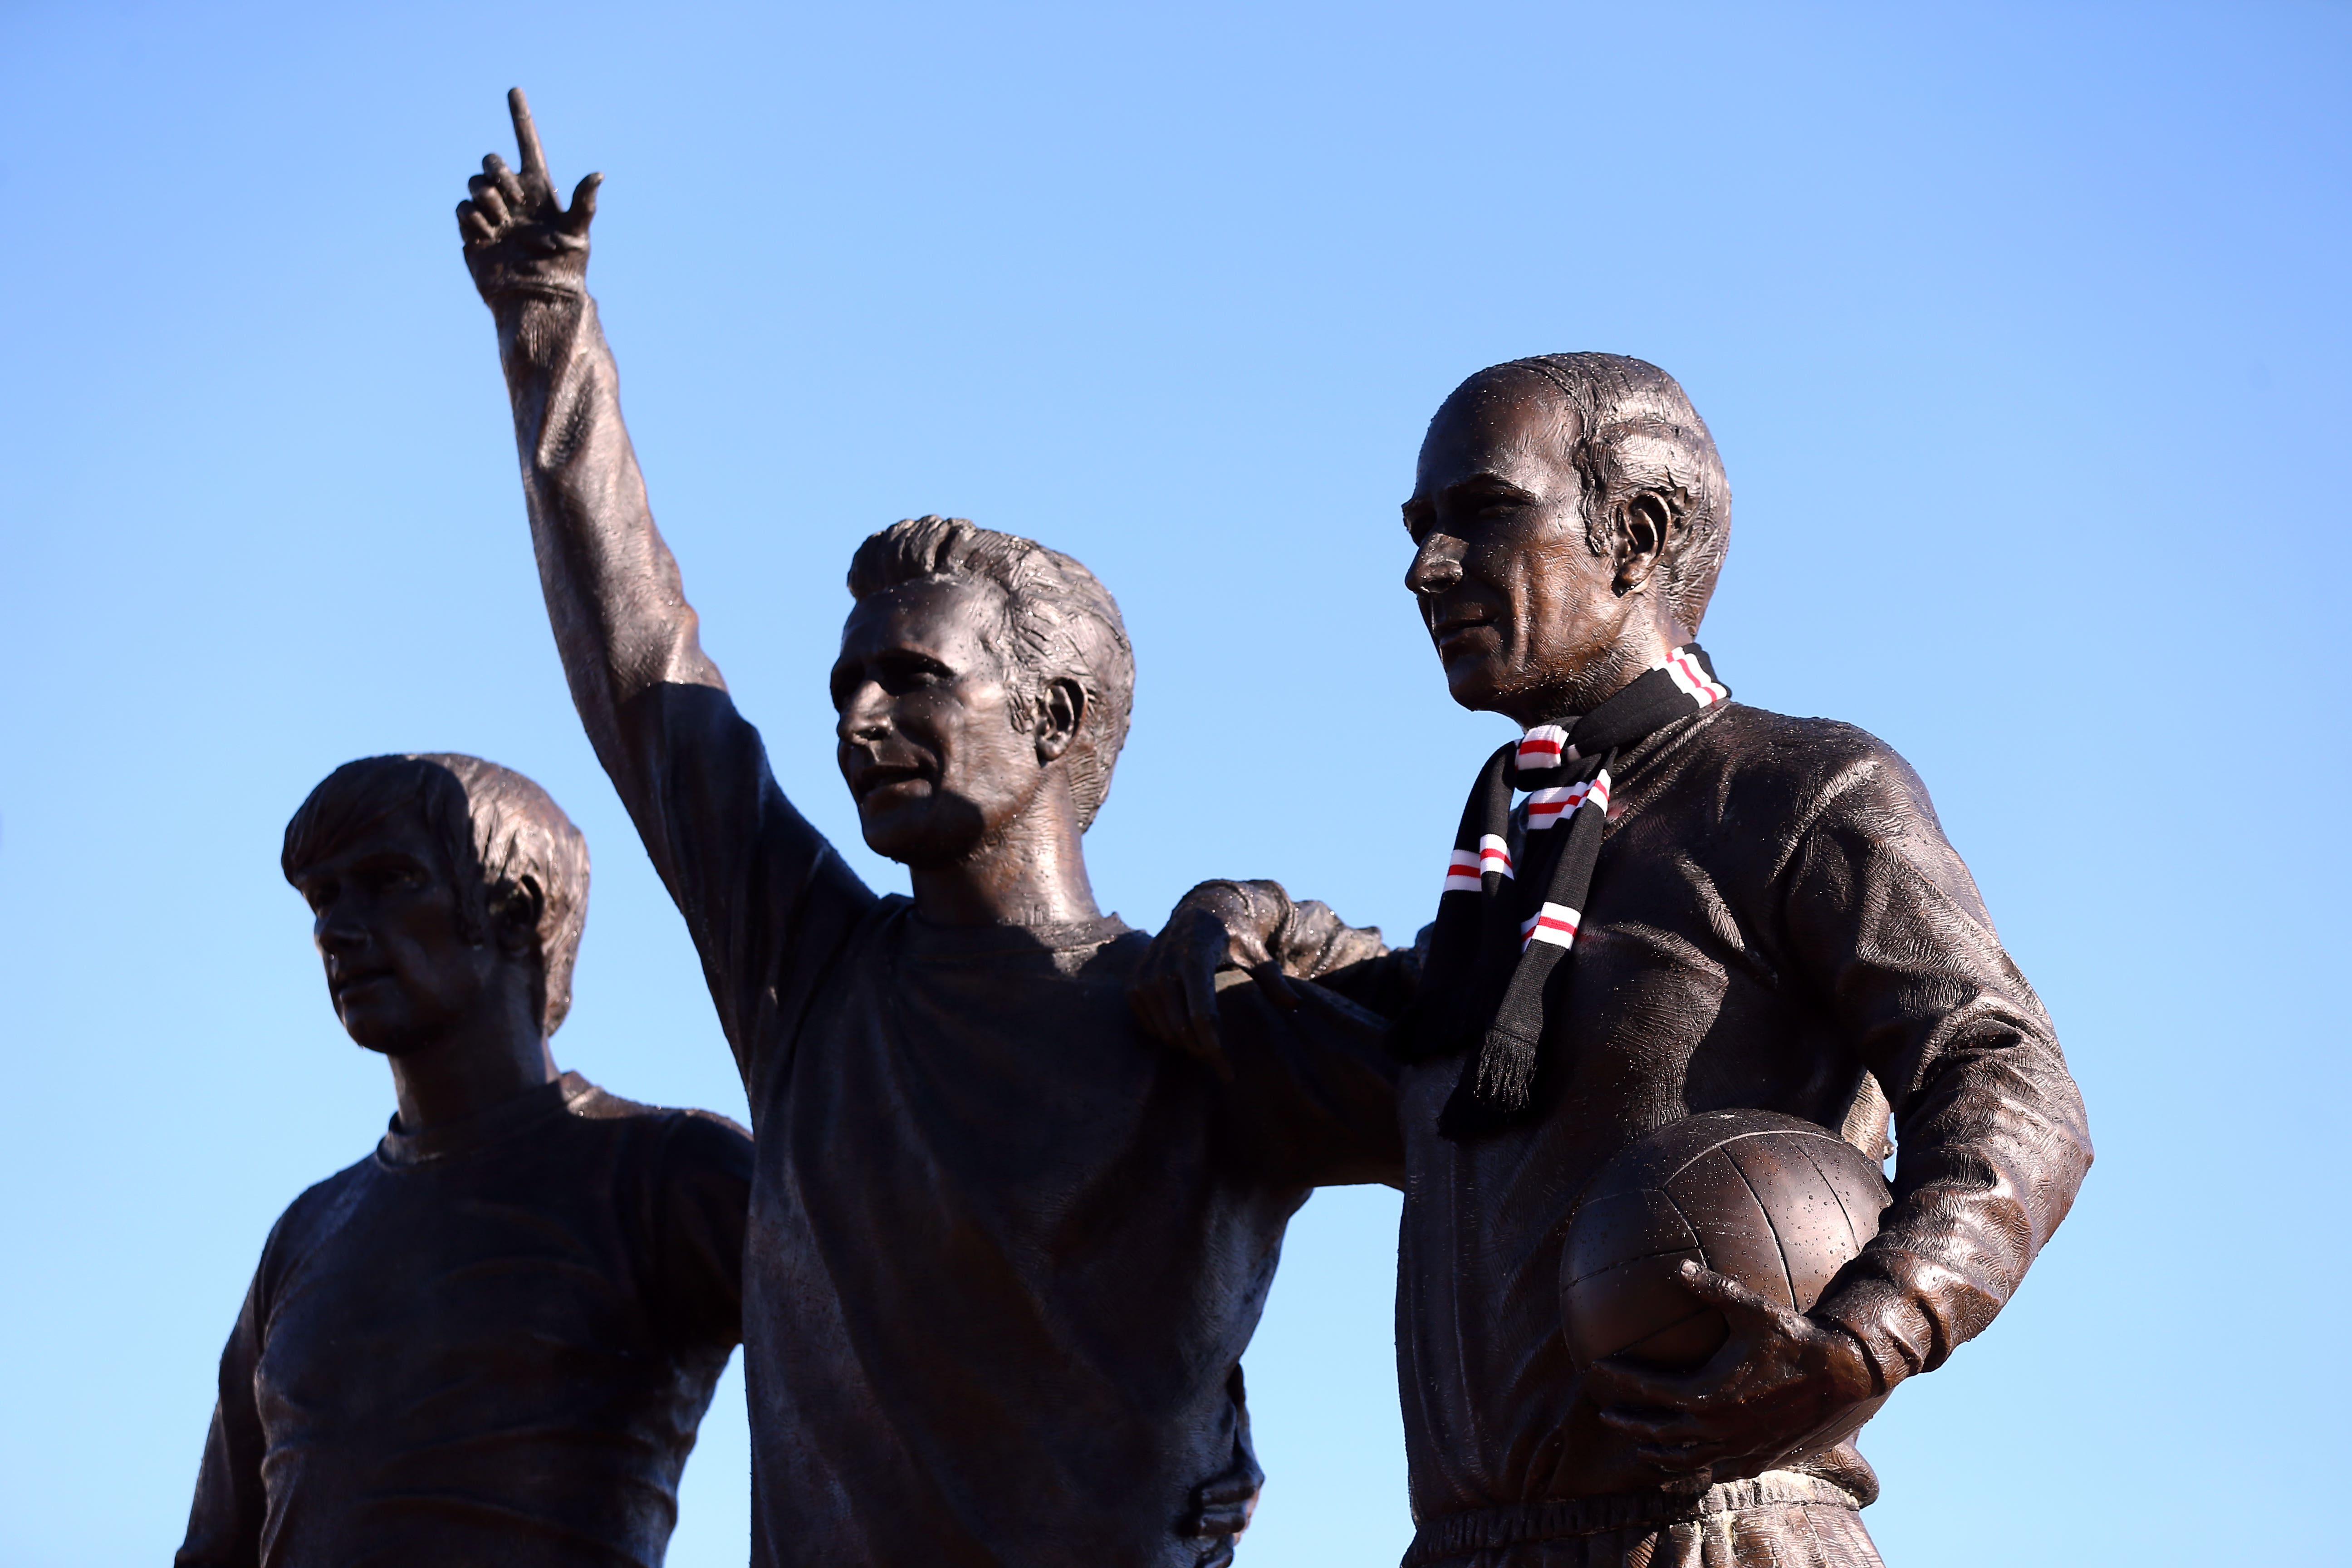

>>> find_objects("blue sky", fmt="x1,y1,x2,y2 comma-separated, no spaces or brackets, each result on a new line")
1,3,2345,1563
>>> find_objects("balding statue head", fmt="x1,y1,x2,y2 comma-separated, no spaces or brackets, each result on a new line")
1401,353,1730,725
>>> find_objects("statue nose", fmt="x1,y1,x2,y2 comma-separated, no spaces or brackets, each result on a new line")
837,705,891,746
835,681,891,743
1408,542,1465,594
317,917,369,956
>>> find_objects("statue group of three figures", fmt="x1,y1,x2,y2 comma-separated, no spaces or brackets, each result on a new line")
174,91,2091,1568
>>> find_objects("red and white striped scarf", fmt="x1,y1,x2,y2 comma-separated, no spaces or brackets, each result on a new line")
1416,644,1729,1139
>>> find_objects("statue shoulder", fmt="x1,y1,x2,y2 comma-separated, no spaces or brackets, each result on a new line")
1699,704,1943,838
560,1078,755,1175
662,1106,756,1180
250,1155,378,1285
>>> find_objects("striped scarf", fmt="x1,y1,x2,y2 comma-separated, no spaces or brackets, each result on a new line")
1417,645,1730,1140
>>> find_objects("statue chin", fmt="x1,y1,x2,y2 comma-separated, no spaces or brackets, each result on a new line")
1437,643,1529,717
331,987,412,1055
857,795,989,869
335,1011,413,1058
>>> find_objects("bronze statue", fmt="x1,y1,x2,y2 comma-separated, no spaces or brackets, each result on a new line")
176,755,753,1568
1133,355,2093,1566
456,91,1401,1568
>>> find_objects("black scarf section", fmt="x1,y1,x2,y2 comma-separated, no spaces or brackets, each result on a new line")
1406,646,1729,1141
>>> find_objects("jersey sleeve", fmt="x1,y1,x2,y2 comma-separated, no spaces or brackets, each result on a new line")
1215,972,1406,1192
484,275,876,1095
175,1244,276,1566
649,1107,756,1353
610,682,877,1094
1774,742,2093,1390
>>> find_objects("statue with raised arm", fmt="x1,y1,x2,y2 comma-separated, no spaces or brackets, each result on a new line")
454,91,1402,1568
1131,355,2092,1567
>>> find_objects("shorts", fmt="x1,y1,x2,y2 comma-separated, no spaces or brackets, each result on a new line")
1401,1471,1882,1568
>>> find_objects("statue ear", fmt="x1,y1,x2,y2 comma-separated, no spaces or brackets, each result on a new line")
490,876,547,960
1035,678,1088,764
1612,489,1682,596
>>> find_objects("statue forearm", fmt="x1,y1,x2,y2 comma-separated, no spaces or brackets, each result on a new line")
1776,761,2092,1397
489,287,725,775
455,101,722,788
1813,1022,2091,1393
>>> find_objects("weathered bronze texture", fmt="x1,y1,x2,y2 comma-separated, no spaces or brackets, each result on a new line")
176,755,753,1568
457,91,1401,1568
1133,357,2092,1566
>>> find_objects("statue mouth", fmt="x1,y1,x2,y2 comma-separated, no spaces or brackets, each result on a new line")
328,965,396,1003
1433,614,1497,658
848,762,934,804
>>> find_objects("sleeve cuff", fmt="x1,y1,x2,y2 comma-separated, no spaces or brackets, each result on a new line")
1813,1276,1940,1394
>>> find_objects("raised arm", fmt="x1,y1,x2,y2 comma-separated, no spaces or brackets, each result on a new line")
456,89,722,787
454,93,876,1088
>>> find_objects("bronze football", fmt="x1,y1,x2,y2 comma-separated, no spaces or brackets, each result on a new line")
1559,1109,1892,1373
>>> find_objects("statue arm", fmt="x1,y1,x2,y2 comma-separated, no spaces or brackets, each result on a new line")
458,91,722,792
1127,880,1406,1188
1129,877,1406,1068
456,94,876,1084
175,1274,269,1567
1785,754,2094,1394
1586,749,2091,1483
652,1112,755,1352
497,287,725,759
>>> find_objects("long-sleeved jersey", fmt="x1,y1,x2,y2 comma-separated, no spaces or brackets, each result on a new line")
1284,702,2090,1539
176,1073,751,1568
479,273,1403,1568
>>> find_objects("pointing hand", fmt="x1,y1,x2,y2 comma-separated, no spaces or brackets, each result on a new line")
456,88,603,299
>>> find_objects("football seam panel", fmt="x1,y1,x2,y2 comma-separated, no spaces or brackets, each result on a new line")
1561,1242,1708,1288
1656,1125,1845,1186
1625,1302,1720,1347
1793,1135,1867,1259
1723,1150,1800,1312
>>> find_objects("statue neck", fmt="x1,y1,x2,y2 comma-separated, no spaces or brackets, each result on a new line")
386,991,559,1134
908,780,1102,929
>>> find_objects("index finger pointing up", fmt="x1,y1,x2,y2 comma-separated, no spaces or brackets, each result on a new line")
507,87,549,183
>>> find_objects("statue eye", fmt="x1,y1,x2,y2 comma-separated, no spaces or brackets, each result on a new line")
878,656,954,694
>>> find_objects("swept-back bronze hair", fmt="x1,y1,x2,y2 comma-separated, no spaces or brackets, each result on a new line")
281,754,590,1035
848,514,1135,831
1487,353,1732,632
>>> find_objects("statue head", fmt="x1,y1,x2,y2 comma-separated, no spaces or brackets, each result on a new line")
1402,353,1730,725
281,755,590,1054
834,515,1134,868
